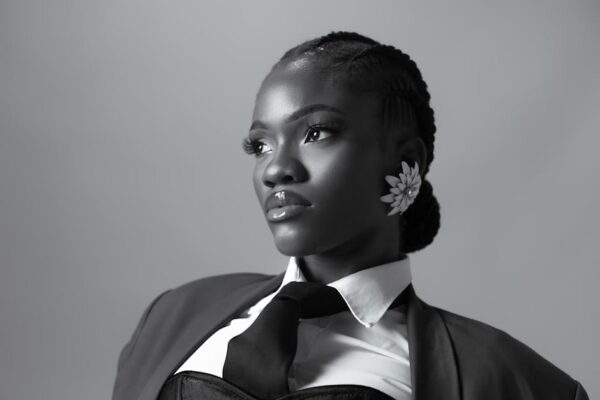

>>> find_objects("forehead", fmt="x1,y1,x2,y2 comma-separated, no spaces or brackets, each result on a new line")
252,62,380,125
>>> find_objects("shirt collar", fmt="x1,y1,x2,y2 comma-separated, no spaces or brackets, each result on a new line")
280,255,412,328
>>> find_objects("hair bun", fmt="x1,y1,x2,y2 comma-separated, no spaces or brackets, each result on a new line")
402,179,440,253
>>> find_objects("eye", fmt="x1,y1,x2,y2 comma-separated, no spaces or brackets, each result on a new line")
254,141,272,155
242,137,272,157
304,125,335,143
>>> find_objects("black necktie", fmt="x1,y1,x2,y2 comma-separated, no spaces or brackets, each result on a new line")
222,281,349,399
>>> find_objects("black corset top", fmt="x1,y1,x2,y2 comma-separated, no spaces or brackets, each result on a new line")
158,371,395,400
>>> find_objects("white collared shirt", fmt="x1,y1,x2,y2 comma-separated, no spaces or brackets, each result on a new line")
175,256,413,399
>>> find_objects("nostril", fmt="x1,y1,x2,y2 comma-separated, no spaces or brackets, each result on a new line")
281,175,295,184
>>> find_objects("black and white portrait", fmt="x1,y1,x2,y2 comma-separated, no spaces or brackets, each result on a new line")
0,1,597,399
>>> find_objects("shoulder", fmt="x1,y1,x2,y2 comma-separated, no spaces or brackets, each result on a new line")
170,271,277,294
117,272,278,365
121,272,277,344
113,272,281,400
438,306,562,372
123,272,279,348
154,272,278,309
434,306,588,399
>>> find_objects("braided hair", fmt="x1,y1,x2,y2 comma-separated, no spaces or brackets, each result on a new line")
271,31,441,253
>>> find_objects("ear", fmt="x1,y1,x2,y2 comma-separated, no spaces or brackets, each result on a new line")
394,136,428,177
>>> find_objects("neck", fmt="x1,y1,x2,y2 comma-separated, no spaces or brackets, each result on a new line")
299,223,406,284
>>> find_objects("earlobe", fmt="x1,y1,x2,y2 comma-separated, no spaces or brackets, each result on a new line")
395,136,427,176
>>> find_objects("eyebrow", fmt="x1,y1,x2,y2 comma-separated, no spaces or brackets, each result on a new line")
249,104,346,131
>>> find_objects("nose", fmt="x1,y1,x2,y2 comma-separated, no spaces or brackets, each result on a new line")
262,147,308,188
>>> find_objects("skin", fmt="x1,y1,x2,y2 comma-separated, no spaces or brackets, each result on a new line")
247,58,427,284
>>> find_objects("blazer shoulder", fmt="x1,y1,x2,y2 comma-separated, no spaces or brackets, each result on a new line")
113,272,280,400
435,306,587,399
170,271,277,293
160,272,279,307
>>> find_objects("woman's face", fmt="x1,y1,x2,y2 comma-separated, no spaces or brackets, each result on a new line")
249,61,394,256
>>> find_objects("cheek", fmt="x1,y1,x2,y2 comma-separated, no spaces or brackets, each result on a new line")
310,145,383,212
252,162,267,205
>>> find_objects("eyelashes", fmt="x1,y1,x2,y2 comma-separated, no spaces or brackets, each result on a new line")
242,123,344,157
241,136,264,156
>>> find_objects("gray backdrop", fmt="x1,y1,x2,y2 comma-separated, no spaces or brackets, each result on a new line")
1,1,598,399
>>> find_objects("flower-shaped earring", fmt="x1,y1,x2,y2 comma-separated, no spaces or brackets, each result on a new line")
380,161,422,216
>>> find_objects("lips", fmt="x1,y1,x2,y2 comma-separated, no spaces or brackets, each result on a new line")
265,190,312,212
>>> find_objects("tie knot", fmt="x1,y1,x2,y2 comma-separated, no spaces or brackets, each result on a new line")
275,281,348,319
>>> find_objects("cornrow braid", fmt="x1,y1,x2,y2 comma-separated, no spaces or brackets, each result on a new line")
313,31,379,47
280,31,379,61
344,44,436,174
274,31,441,253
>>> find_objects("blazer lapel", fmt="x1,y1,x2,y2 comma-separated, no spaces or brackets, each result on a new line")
139,273,285,400
406,283,461,400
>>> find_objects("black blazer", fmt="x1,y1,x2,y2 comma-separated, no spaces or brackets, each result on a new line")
112,272,589,400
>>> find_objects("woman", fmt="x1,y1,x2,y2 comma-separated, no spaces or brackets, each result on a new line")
112,31,589,400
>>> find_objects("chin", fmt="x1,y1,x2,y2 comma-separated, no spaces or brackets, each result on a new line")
270,227,319,257
272,236,313,257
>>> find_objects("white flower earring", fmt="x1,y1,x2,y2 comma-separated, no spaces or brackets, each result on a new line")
380,161,422,216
